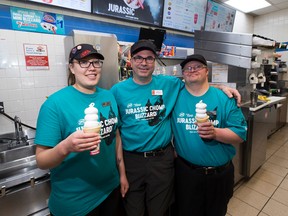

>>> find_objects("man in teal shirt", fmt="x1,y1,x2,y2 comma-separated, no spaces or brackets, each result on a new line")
171,54,247,216
111,40,242,216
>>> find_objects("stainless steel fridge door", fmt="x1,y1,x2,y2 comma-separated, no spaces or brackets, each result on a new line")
245,107,269,177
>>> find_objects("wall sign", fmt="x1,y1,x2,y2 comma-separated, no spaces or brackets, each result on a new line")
24,44,49,70
92,0,164,26
205,0,236,32
10,7,65,35
162,0,207,33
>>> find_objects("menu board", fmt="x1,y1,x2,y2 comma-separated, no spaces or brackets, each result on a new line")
204,0,236,32
162,0,207,33
27,0,91,12
92,0,164,26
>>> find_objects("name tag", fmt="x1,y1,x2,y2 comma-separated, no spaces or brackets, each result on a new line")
102,101,111,107
152,90,163,96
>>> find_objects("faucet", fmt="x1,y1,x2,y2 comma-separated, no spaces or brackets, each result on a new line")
14,116,28,145
14,116,22,144
7,116,28,149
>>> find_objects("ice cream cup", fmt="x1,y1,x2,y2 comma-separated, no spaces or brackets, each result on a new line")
196,116,209,123
196,116,212,142
83,126,101,134
83,125,101,155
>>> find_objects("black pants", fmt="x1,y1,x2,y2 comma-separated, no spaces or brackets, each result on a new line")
123,145,175,216
175,157,234,216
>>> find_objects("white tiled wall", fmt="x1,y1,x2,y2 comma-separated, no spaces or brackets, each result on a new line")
254,8,288,62
0,29,67,134
233,11,254,34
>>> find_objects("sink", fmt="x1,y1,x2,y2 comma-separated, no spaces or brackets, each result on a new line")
0,129,35,140
0,143,36,163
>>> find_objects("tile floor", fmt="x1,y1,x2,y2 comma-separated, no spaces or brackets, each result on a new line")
226,124,288,216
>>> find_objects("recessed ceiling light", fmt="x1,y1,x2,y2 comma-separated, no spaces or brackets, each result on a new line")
225,0,271,13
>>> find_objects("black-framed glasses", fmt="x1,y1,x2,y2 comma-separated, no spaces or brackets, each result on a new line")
74,60,103,68
182,65,206,73
132,56,155,64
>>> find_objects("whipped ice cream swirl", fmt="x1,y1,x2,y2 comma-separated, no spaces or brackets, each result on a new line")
84,103,101,128
195,100,208,120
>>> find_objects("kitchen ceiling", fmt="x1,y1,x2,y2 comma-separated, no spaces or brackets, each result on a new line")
216,0,288,16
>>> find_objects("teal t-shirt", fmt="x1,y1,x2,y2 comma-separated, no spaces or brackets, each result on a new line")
110,75,183,152
171,86,247,166
35,86,120,216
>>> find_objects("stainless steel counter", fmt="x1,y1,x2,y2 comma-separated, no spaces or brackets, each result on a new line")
0,130,50,216
244,96,286,112
241,95,287,178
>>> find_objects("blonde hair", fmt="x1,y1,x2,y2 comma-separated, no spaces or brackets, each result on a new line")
67,64,75,85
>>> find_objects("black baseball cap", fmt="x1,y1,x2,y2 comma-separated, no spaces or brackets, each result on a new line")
69,44,104,63
180,54,207,69
130,40,157,56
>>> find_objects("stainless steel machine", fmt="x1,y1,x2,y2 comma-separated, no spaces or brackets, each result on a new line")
241,104,269,177
0,124,50,216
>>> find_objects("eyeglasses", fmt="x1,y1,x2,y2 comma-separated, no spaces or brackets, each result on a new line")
74,60,103,68
132,56,155,64
182,65,207,73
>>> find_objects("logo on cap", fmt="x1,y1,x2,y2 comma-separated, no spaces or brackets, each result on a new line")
80,50,91,58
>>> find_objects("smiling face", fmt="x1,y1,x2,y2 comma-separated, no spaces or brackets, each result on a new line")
182,61,208,85
131,49,156,84
69,56,102,94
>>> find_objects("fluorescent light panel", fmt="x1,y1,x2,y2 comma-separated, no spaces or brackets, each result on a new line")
225,0,271,13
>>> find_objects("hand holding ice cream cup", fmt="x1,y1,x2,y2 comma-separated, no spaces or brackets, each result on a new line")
195,100,212,142
83,103,101,155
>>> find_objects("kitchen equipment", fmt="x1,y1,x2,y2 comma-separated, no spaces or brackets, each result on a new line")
0,129,50,216
250,91,258,107
232,141,245,185
241,104,269,177
248,73,259,89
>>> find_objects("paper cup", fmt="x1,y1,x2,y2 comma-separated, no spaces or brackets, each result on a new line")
83,126,101,155
196,116,209,123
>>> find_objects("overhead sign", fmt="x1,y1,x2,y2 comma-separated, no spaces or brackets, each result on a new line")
10,7,65,35
162,0,207,33
92,0,164,26
28,0,91,12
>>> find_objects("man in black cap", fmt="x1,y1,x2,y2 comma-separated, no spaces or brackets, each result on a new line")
110,40,241,216
171,54,247,216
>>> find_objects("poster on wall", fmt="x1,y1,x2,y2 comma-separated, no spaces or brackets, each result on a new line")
27,0,91,13
10,7,65,35
92,0,164,26
162,0,207,33
204,0,236,32
24,44,49,70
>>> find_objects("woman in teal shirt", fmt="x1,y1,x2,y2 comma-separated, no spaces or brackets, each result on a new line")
35,44,128,216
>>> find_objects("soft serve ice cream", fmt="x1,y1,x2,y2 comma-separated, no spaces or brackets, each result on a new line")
83,102,101,155
195,100,209,123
